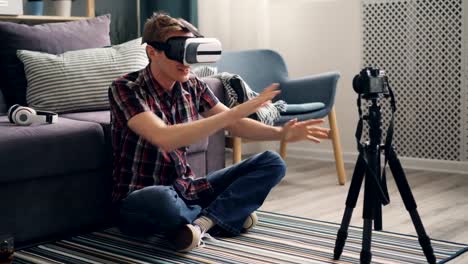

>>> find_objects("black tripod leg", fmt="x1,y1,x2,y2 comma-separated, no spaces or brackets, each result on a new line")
361,219,373,264
360,149,379,264
387,148,437,264
333,154,366,260
374,146,383,231
374,199,383,231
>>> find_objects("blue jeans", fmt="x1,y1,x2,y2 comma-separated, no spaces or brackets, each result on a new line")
118,151,286,236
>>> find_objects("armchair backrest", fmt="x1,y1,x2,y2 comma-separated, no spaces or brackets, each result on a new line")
216,49,288,93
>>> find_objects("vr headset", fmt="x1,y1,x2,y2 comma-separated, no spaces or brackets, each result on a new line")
8,104,58,126
146,19,222,65
148,37,222,65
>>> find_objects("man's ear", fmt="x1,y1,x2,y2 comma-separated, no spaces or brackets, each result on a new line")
146,45,156,58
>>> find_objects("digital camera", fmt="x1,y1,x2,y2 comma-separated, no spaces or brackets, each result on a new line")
352,67,389,95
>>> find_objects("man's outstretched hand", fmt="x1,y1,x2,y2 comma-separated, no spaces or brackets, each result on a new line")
230,83,280,119
281,118,331,143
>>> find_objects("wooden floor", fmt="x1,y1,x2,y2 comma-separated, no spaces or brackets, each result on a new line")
241,155,468,262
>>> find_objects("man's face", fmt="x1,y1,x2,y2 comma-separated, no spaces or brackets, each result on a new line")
147,31,194,83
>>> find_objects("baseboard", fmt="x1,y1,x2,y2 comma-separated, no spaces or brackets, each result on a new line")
287,147,468,174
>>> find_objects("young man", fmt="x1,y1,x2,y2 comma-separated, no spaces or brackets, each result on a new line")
109,12,330,252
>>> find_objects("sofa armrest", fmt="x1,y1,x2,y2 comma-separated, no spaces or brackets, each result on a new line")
203,77,225,105
202,77,226,173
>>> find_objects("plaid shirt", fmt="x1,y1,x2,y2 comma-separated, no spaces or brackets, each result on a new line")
109,65,219,203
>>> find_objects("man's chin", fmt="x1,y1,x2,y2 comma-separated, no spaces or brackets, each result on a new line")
177,74,190,82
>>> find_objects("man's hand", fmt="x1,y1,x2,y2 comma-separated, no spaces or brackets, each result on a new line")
281,118,331,143
229,83,280,119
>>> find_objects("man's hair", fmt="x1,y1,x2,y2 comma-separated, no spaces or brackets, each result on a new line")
142,12,195,44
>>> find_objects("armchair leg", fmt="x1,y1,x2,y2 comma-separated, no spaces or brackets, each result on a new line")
232,136,242,164
280,139,287,160
328,107,347,185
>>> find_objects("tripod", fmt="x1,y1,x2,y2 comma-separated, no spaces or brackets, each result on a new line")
333,95,436,264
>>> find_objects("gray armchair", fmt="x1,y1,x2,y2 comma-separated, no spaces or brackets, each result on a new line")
216,49,346,185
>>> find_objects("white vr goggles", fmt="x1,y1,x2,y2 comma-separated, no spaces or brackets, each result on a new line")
148,36,222,65
146,19,222,65
8,104,58,126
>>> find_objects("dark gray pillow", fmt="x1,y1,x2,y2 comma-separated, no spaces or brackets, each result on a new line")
0,15,111,108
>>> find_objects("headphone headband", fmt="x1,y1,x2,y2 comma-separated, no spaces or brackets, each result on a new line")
35,110,58,124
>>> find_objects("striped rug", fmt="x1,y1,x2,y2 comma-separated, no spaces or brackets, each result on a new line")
13,211,468,264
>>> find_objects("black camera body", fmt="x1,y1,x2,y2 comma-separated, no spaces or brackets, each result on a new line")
353,67,389,95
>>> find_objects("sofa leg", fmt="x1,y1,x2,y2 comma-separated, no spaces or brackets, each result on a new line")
280,139,287,160
232,136,242,164
328,107,347,185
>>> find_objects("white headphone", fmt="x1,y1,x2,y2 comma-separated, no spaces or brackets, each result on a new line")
8,104,58,126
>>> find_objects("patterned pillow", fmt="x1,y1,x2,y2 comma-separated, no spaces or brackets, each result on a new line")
16,38,148,113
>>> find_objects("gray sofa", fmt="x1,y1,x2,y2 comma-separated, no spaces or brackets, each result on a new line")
0,78,226,248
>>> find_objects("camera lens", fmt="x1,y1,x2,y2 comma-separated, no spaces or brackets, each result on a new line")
352,74,362,94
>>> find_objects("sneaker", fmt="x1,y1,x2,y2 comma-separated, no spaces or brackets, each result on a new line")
242,212,258,232
171,224,202,252
171,224,215,252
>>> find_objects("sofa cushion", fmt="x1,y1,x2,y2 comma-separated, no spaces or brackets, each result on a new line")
0,116,106,183
0,15,111,108
61,111,111,149
17,38,148,113
61,111,208,154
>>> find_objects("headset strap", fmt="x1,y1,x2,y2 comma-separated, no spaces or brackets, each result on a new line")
147,41,170,51
178,18,203,37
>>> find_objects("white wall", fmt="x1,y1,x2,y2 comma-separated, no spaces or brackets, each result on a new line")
199,0,362,158
199,0,468,173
